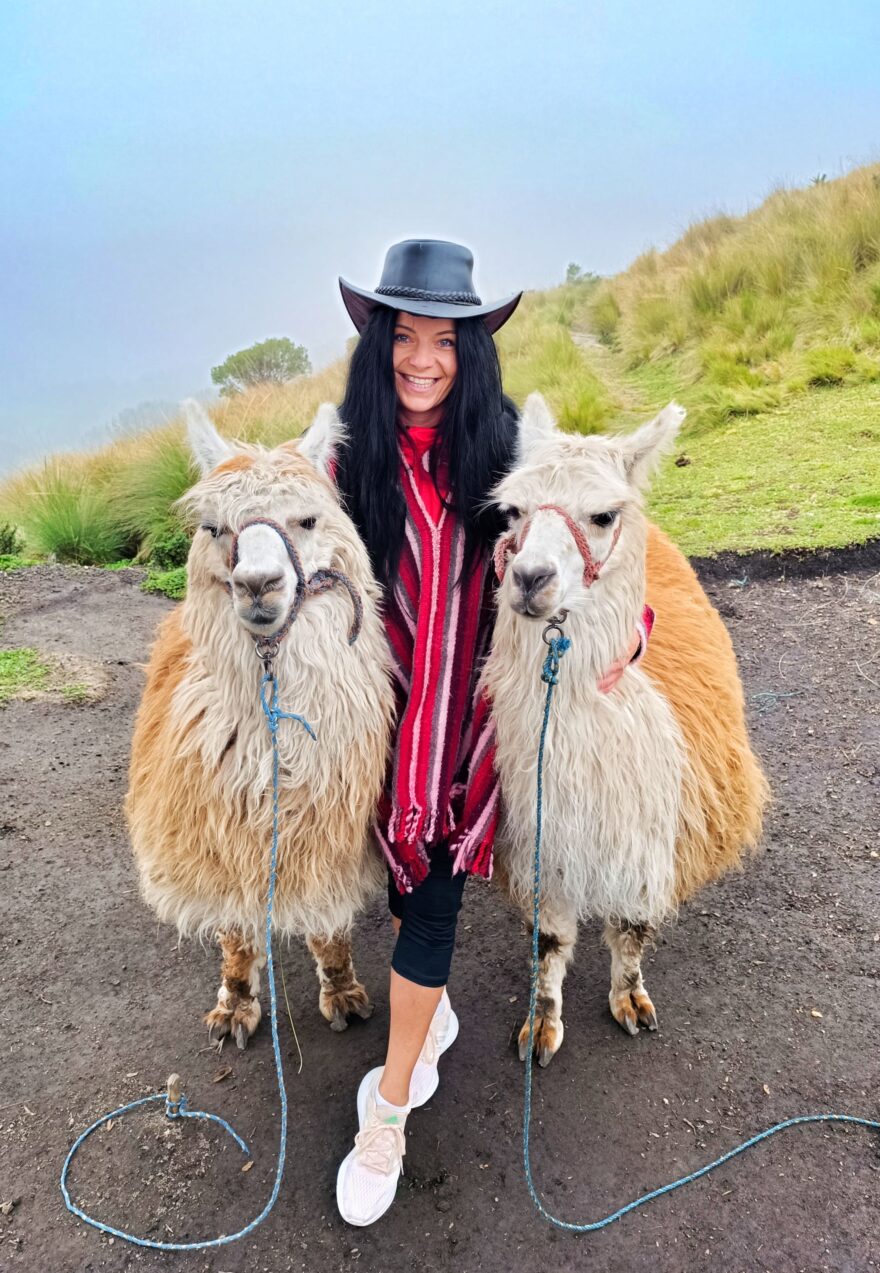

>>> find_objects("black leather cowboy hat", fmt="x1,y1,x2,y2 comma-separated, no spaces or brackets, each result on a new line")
339,239,522,335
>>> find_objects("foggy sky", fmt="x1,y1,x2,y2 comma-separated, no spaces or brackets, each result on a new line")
1,0,878,473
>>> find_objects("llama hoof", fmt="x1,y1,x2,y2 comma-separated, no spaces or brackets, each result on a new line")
205,1006,232,1043
633,990,658,1031
205,998,261,1049
609,990,657,1035
320,985,374,1032
517,1015,563,1066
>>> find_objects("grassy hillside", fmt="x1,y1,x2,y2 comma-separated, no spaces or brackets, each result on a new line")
578,162,880,431
1,164,878,564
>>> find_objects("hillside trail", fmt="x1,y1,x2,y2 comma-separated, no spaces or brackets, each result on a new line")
570,327,648,422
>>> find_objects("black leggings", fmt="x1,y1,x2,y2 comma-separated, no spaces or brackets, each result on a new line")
387,843,467,988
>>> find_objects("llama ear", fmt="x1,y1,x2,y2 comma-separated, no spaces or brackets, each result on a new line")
517,392,558,461
183,399,235,475
619,402,686,490
299,402,346,476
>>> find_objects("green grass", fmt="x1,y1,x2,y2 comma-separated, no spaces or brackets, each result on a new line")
645,382,880,555
0,648,49,703
0,554,39,571
142,566,187,600
61,683,90,703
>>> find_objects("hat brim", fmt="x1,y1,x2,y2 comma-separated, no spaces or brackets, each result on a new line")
339,278,522,337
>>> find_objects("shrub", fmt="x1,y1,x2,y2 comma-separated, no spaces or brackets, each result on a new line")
142,566,187,601
149,526,192,569
0,523,24,555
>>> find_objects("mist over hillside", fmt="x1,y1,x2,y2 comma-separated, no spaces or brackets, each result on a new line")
2,165,878,564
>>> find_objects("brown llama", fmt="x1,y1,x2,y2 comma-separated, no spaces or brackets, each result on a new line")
126,402,394,1047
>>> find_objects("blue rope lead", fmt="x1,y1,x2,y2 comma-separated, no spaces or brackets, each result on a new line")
523,633,879,1233
60,668,315,1250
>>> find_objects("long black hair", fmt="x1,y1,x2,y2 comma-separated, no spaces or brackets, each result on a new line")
335,305,519,586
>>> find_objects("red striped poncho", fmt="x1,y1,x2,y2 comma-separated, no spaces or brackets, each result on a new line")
373,424,499,893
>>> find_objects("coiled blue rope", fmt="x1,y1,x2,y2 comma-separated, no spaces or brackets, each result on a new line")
60,668,315,1250
523,631,879,1232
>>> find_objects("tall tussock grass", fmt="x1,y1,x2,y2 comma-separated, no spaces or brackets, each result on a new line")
580,163,880,427
0,363,350,564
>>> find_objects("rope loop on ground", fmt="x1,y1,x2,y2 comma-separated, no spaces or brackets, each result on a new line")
60,672,315,1250
523,623,879,1232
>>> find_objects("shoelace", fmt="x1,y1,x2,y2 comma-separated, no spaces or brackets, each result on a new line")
353,1119,406,1175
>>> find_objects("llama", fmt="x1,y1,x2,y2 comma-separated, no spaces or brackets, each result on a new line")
484,394,768,1064
126,402,394,1047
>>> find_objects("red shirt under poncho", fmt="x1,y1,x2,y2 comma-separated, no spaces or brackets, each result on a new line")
373,424,500,893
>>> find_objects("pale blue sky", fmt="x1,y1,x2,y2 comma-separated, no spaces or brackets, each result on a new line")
1,0,878,471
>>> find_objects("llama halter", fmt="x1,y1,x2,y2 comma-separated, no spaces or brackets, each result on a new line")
228,516,364,657
493,504,622,591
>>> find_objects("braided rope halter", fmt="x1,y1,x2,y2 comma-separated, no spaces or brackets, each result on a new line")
493,503,622,591
228,516,364,665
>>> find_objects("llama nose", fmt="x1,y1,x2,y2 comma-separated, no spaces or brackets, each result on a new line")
232,565,285,601
512,564,557,599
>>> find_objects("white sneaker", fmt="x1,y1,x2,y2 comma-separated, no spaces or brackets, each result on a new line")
409,991,460,1108
336,1068,408,1226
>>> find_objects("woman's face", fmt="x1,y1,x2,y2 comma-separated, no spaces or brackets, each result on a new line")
392,312,457,416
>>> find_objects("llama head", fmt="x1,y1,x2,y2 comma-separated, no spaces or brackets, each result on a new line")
494,393,685,619
179,400,351,639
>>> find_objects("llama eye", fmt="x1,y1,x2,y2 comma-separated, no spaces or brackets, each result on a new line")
298,516,317,531
201,523,229,538
590,511,618,529
501,505,521,523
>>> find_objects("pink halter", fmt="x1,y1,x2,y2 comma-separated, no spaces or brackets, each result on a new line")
493,503,621,590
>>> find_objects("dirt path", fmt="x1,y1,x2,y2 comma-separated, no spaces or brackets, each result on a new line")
0,560,878,1273
570,328,646,417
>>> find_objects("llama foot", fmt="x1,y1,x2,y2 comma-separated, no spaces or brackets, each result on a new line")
609,987,658,1036
518,1012,564,1067
319,981,374,1033
204,994,262,1050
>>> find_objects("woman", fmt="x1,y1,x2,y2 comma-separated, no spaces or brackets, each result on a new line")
331,240,644,1226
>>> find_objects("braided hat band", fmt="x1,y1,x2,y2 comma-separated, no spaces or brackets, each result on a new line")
375,284,482,306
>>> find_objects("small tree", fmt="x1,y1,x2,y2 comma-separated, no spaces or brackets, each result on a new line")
565,263,599,286
211,337,311,396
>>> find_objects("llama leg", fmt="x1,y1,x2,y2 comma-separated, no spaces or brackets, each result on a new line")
307,931,373,1033
517,900,578,1068
603,920,658,1036
204,931,265,1050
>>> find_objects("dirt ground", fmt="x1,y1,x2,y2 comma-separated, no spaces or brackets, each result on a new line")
0,553,877,1273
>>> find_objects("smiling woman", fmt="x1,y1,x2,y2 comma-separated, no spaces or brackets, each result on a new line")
391,314,458,419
